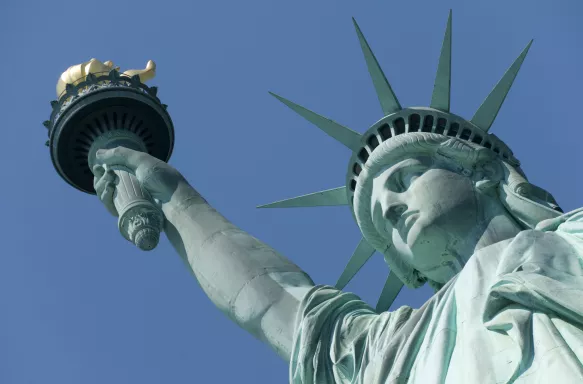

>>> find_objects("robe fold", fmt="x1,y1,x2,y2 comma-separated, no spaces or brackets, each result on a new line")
290,209,583,383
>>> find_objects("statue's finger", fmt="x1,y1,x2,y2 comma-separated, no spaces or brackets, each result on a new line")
92,164,105,178
100,182,114,201
93,169,117,194
101,183,118,216
93,177,103,195
95,146,144,173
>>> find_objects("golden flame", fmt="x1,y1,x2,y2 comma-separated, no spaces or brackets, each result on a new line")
56,58,156,98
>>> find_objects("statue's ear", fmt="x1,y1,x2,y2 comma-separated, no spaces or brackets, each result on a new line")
472,151,504,193
477,160,504,182
471,147,503,181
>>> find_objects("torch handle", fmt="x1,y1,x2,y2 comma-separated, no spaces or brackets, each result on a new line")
108,166,164,251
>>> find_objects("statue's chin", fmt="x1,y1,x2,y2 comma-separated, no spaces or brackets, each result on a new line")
406,225,467,284
428,264,462,285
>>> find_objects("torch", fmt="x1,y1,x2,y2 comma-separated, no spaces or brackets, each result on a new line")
44,60,175,251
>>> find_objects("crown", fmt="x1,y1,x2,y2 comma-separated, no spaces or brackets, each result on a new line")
259,11,533,312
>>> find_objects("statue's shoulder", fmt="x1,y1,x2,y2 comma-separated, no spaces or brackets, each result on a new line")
534,207,583,233
528,207,583,254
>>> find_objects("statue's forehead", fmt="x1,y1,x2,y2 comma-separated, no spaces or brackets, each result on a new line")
372,153,437,180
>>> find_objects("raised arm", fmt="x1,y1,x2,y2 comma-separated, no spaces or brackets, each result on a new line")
93,147,315,361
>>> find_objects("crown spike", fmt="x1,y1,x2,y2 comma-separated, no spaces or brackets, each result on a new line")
352,18,402,116
335,237,376,289
257,187,348,209
471,40,533,132
375,271,404,312
430,10,452,112
269,92,361,151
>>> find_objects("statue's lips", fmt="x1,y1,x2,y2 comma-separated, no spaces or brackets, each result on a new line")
397,211,419,242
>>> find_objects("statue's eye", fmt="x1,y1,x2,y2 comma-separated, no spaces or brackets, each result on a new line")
385,161,427,192
396,170,422,192
406,173,420,186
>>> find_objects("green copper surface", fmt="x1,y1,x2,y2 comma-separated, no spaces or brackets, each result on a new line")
257,186,348,208
85,11,583,384
471,40,533,132
269,92,361,151
376,271,404,312
335,237,376,289
352,18,402,116
430,10,452,112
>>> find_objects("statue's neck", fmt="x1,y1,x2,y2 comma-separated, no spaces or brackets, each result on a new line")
435,192,523,284
474,192,523,252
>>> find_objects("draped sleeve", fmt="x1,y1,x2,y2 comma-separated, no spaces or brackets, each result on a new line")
553,208,583,244
289,285,415,384
289,209,583,383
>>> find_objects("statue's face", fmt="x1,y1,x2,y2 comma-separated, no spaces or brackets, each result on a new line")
370,155,483,284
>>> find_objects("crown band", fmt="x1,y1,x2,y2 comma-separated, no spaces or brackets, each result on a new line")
260,12,537,311
344,107,522,221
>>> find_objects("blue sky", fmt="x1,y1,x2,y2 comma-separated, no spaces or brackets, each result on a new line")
1,0,582,382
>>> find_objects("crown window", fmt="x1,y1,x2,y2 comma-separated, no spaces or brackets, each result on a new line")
367,134,379,150
447,122,459,137
460,128,472,140
394,118,406,135
422,115,433,132
408,114,421,132
358,148,369,163
435,118,447,134
378,124,392,141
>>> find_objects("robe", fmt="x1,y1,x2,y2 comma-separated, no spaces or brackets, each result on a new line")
290,209,583,383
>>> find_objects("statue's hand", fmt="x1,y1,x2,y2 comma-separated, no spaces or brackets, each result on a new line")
92,147,187,216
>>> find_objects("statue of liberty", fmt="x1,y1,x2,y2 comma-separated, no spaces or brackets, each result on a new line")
87,12,583,383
